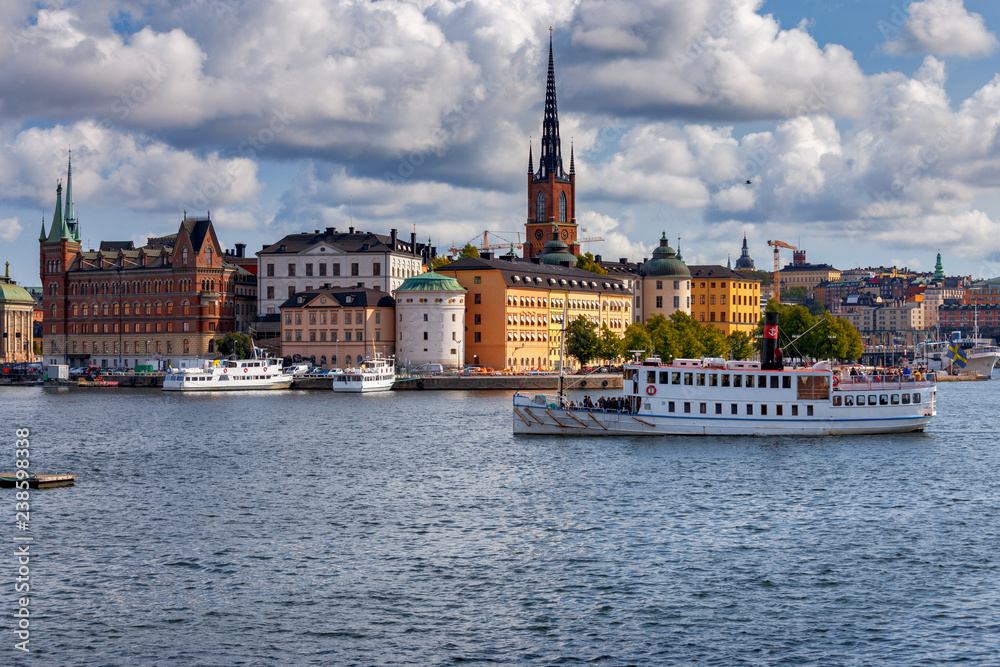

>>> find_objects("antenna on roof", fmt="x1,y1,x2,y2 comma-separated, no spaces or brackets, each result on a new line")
350,197,353,226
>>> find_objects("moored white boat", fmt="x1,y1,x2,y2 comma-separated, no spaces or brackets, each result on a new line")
514,313,937,436
163,347,292,391
331,353,395,393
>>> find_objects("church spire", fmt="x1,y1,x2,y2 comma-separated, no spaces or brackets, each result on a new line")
45,180,69,242
536,30,564,180
570,141,575,175
528,140,533,174
933,251,945,280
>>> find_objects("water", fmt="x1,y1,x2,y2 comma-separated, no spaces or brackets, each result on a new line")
3,382,1000,665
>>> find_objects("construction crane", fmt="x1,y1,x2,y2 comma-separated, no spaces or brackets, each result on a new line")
449,230,604,256
767,239,796,302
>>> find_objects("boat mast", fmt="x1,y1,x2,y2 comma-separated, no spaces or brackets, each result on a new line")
558,300,567,401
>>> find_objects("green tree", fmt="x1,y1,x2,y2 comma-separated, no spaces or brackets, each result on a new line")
621,323,652,360
430,255,452,270
565,315,600,368
805,299,827,318
459,243,480,259
575,252,607,275
829,316,864,361
780,286,808,302
725,330,755,360
598,325,622,363
669,311,706,359
215,332,253,359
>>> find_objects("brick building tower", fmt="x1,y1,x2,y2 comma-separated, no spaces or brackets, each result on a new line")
38,155,82,362
524,33,577,259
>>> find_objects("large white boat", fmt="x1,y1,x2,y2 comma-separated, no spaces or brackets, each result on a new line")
914,338,1000,377
331,354,395,393
162,347,292,391
513,313,937,437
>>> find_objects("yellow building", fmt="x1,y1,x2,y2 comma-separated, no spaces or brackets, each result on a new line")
689,265,762,335
436,254,633,370
778,250,841,298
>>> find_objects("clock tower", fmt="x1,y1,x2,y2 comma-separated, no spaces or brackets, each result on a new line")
525,32,577,259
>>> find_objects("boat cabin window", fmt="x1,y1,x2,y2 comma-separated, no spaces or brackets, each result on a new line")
647,371,656,384
844,395,853,406
684,373,693,386
770,376,779,389
759,375,767,388
731,404,738,414
745,375,755,388
697,373,705,386
684,402,691,413
833,395,842,406
901,394,910,404
760,404,767,416
783,376,791,389
709,374,718,387
700,403,707,414
672,372,681,385
791,405,799,416
715,403,722,414
668,401,675,413
891,394,899,405
913,393,921,403
733,374,743,388
746,404,753,415
776,405,783,416
807,405,814,416
659,371,670,384
797,375,830,400
869,394,877,405
721,374,730,387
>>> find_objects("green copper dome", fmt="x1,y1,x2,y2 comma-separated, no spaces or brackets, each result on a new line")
396,271,466,292
641,233,690,277
0,265,34,305
539,237,577,266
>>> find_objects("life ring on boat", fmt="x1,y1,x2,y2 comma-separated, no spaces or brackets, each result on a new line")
244,368,248,373
646,385,656,396
417,380,425,390
264,367,268,372
580,380,587,388
223,369,227,373
832,376,839,387
602,380,608,387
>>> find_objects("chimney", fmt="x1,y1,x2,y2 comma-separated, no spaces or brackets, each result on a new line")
595,254,602,263
349,226,355,234
235,243,246,258
619,257,628,264
410,232,417,256
793,250,806,266
325,227,335,234
390,228,398,250
761,312,782,370
481,251,493,260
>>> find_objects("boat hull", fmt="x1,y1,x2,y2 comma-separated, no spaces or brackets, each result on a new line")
513,396,932,436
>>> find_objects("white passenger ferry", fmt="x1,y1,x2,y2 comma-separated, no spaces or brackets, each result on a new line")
162,347,292,391
331,353,395,393
513,313,937,436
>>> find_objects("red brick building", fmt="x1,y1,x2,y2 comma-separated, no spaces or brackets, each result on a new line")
39,157,245,368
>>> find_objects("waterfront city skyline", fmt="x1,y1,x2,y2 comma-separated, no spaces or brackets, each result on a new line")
4,1,1000,286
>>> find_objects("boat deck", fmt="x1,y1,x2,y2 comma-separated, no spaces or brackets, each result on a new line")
0,473,78,489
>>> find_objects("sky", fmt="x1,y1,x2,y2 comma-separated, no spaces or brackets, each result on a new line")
5,0,1000,287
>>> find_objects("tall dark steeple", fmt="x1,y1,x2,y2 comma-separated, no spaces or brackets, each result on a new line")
734,232,755,270
537,33,564,180
525,29,577,259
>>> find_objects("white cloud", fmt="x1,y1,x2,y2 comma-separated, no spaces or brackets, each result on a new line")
0,217,23,243
885,0,998,58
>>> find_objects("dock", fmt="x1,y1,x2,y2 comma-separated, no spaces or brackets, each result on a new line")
0,473,78,489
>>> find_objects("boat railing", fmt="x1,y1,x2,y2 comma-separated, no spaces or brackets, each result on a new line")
835,372,936,390
517,393,635,414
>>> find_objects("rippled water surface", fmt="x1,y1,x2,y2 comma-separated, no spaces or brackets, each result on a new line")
3,382,1000,665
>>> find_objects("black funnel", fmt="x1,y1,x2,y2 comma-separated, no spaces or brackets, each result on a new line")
761,312,782,370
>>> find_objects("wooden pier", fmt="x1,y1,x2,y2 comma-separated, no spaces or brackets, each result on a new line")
0,473,78,489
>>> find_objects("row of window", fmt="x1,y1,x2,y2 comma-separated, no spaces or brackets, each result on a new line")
697,311,759,324
266,261,380,278
69,321,196,334
534,191,568,223
265,283,382,300
69,300,200,317
654,296,687,309
284,311,374,325
647,370,795,389
698,294,758,306
285,330,378,342
61,278,219,296
833,393,921,406
68,339,196,354
667,401,814,417
654,280,690,290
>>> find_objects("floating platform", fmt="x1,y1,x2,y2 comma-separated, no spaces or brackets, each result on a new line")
0,473,78,489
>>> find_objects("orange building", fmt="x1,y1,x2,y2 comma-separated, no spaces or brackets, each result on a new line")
436,255,632,370
689,266,762,335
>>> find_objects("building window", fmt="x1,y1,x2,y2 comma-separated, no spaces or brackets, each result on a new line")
474,293,481,304
474,332,482,342
474,314,482,324
423,332,428,340
267,263,274,277
333,263,341,276
656,280,663,290
536,192,545,222
305,263,313,276
267,286,274,299
673,296,680,309
288,263,296,277
559,192,567,222
182,247,188,264
288,286,295,298
351,262,359,277
373,263,381,276
656,296,663,308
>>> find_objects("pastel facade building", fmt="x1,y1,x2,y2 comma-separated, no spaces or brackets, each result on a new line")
638,234,690,321
689,266,762,334
0,263,36,363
